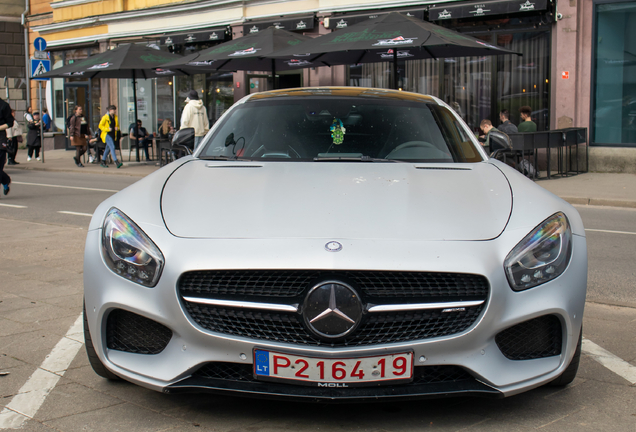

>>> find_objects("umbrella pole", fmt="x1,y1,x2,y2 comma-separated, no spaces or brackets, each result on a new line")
392,49,398,90
271,59,277,90
132,70,139,161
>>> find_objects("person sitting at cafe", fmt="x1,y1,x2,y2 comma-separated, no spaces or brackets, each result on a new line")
478,119,500,153
130,119,152,161
498,110,518,135
518,106,537,132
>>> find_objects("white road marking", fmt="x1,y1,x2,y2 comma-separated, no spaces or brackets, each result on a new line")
12,181,119,193
58,211,93,217
0,203,27,208
585,228,636,236
0,314,84,429
582,338,636,385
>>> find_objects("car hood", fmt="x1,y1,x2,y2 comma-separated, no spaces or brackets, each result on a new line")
161,161,512,241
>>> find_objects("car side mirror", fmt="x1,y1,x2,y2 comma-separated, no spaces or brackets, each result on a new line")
172,128,194,149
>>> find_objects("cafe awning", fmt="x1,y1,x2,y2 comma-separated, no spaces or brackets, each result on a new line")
428,0,549,21
324,9,425,29
160,27,229,45
242,15,315,35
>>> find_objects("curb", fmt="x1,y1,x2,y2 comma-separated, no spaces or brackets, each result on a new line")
561,196,636,209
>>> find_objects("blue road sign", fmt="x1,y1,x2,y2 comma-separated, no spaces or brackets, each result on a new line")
34,37,47,51
31,59,50,80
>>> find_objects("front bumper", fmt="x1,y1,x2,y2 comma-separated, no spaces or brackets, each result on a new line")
84,227,587,400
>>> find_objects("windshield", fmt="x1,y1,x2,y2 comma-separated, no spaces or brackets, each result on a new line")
199,96,483,163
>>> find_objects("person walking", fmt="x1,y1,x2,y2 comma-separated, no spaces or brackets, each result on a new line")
98,105,122,168
6,109,21,165
518,106,537,132
498,110,518,135
68,106,88,167
0,96,15,196
26,111,42,161
180,90,209,151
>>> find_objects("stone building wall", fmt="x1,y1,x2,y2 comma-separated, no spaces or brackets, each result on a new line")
0,19,27,130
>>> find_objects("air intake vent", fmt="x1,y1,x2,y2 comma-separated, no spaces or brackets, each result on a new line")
495,315,562,360
106,309,172,355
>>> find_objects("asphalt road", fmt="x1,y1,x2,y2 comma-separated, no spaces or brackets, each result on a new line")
1,170,635,431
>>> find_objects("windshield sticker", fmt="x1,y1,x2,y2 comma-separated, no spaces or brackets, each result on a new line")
378,49,414,59
88,62,111,69
372,36,417,46
228,47,261,56
330,119,346,145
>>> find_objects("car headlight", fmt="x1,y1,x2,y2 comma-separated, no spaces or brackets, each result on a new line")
102,208,164,287
504,212,572,291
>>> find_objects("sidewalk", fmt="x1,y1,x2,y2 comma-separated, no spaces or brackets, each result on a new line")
6,148,158,178
6,149,636,208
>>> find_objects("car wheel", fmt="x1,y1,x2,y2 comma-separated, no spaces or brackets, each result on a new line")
83,303,120,380
548,327,582,386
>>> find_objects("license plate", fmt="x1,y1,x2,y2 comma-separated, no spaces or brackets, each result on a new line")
253,349,413,387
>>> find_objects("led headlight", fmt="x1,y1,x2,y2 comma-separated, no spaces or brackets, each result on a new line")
102,208,164,287
504,212,572,291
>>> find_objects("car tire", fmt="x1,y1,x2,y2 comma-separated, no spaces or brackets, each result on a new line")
548,326,582,387
84,304,120,380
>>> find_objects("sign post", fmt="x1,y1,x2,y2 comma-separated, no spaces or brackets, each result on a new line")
31,37,49,163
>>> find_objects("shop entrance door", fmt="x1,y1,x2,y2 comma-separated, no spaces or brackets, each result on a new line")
64,83,90,149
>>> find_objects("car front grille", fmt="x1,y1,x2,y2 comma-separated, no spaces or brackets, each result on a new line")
106,309,173,355
495,315,562,360
179,269,488,347
179,270,489,299
193,362,474,385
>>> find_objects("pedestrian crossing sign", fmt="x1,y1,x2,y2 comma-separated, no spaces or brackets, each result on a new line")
31,59,50,81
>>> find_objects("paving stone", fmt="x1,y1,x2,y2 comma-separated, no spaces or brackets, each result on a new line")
2,302,79,324
43,402,187,431
34,382,123,421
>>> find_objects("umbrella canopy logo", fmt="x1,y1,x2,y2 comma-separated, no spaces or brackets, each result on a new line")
228,47,261,56
88,62,111,70
63,71,85,76
336,19,348,29
438,9,452,19
285,59,312,67
378,49,414,59
186,60,216,66
154,68,174,75
372,36,417,46
519,0,536,10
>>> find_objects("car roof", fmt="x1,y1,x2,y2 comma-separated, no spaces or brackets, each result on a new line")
247,87,438,104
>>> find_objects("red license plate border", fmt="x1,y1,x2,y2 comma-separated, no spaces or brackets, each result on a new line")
252,347,415,388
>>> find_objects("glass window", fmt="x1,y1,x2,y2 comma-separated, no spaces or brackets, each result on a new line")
593,1,636,145
200,96,483,163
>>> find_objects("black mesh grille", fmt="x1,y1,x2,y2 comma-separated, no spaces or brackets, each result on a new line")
179,270,488,299
183,303,485,347
495,315,562,360
106,309,172,355
193,362,473,385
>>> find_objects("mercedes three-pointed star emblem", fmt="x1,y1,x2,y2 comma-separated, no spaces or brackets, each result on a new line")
303,281,363,339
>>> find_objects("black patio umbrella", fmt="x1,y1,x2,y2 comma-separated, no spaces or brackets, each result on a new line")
160,27,311,88
272,12,520,89
39,44,184,127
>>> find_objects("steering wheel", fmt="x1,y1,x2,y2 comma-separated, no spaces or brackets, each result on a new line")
392,141,437,151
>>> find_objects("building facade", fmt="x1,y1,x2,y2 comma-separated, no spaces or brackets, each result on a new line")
1,0,27,124
24,0,636,161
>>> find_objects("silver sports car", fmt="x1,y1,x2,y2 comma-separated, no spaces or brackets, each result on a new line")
84,87,587,401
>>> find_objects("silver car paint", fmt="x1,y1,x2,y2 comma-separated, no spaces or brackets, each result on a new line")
84,92,587,398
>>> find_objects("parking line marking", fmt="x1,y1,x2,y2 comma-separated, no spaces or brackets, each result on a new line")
0,203,27,208
582,338,636,385
12,181,119,193
58,211,93,217
0,314,84,429
585,228,636,236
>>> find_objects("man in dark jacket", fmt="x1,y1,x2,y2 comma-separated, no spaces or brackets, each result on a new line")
0,97,15,196
498,110,518,135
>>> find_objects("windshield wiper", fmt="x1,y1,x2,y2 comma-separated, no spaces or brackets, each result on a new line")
199,155,230,160
313,155,403,162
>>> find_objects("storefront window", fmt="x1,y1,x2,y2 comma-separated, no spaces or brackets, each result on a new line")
119,78,156,134
592,1,636,145
175,72,233,128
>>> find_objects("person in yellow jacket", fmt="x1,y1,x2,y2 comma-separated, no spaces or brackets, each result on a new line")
98,105,122,168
